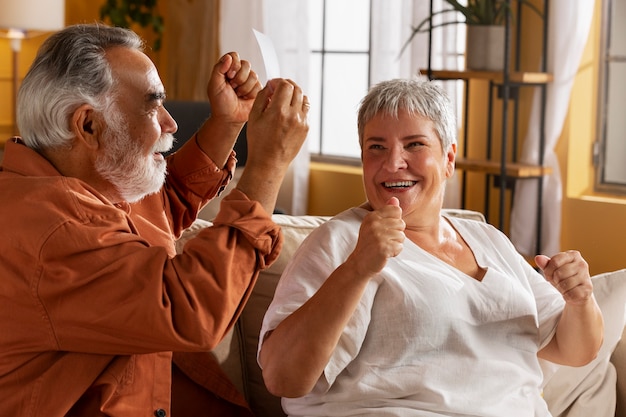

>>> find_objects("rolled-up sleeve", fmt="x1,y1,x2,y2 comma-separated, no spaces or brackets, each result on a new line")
161,135,238,232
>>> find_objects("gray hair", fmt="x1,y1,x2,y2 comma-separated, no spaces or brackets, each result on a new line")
357,79,457,152
17,23,144,150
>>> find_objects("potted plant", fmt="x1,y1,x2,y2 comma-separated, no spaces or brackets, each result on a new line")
401,0,542,71
99,0,164,51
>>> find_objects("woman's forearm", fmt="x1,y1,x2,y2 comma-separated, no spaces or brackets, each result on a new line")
539,296,604,366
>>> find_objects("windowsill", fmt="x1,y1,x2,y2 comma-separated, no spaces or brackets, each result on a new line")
310,153,362,167
577,193,626,206
309,160,362,176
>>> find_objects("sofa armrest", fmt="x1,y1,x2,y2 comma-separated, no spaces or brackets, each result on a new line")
613,329,626,417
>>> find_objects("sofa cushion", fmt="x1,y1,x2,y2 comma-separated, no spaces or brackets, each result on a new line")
541,268,626,417
614,327,626,417
266,214,331,274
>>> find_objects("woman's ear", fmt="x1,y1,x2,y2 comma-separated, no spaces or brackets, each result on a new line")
71,104,101,150
446,143,457,178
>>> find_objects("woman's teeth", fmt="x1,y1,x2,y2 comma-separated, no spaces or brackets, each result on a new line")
384,181,415,188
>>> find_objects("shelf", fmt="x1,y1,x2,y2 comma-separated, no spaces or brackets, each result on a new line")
419,69,553,85
455,158,552,178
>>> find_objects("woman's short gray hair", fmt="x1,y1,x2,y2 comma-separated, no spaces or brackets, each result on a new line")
17,23,144,150
357,79,457,152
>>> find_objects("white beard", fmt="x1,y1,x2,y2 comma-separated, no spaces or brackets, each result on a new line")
95,108,174,203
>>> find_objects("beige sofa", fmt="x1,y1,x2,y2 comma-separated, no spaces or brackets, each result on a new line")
177,211,626,417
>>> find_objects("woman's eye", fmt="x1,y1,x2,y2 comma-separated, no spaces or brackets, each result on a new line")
407,141,423,149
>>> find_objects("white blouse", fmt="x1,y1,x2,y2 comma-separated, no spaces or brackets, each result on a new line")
260,207,564,417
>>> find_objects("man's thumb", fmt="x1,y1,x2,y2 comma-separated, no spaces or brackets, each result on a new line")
387,197,400,207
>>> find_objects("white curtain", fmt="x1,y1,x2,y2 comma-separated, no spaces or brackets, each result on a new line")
510,0,596,257
219,0,310,215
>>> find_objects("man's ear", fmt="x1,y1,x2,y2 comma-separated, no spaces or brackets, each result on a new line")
71,104,101,150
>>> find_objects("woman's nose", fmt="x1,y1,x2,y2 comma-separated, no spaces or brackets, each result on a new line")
384,146,408,170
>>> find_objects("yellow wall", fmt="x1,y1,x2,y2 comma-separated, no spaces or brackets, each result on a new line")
0,40,14,140
307,162,366,216
0,34,44,142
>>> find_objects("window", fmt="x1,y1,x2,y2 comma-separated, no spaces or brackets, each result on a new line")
595,0,626,194
307,0,371,161
305,0,465,163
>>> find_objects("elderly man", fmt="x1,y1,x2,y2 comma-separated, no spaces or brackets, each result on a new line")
0,23,309,416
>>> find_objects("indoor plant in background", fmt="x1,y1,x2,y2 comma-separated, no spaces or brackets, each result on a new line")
401,0,542,71
99,0,164,51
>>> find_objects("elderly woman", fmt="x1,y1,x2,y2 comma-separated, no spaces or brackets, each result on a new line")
257,79,604,417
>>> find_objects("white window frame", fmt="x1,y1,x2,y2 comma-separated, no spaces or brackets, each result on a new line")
307,0,466,164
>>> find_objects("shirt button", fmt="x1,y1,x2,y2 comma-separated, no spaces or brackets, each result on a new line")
154,409,167,417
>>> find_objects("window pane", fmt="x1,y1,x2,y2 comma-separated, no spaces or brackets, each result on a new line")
325,0,370,51
308,0,324,51
610,0,626,56
308,53,322,154
320,54,369,158
597,0,626,192
604,62,626,183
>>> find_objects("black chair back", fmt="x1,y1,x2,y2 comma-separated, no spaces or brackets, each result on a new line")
163,100,248,165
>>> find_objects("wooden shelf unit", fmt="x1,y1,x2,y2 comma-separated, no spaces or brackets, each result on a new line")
455,158,552,178
419,69,553,85
421,70,554,183
422,0,552,254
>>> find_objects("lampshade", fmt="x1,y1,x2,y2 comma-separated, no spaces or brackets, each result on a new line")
0,0,65,33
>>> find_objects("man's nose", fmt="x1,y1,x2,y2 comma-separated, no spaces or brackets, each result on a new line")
160,107,178,134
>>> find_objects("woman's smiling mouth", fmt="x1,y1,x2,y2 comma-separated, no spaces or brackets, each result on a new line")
383,180,416,189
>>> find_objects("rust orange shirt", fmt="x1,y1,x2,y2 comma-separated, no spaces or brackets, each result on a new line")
0,137,281,416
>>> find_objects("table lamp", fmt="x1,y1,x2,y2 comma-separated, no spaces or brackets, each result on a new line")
0,0,65,135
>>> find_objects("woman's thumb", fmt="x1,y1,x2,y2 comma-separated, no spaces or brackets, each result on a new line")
534,254,550,271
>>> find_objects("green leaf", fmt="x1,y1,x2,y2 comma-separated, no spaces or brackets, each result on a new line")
99,0,164,50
